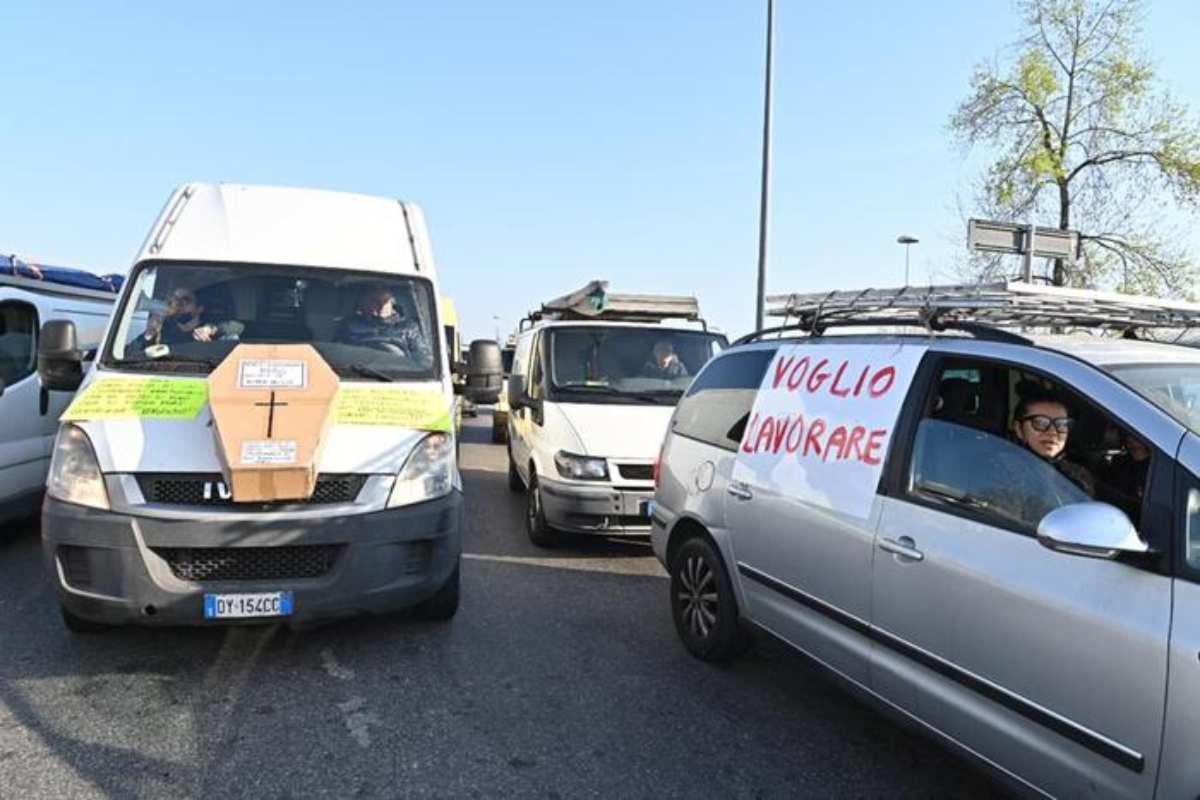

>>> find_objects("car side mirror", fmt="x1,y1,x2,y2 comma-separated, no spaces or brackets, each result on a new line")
38,320,85,392
1037,502,1148,559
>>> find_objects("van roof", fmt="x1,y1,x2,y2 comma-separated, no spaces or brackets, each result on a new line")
519,319,718,335
135,183,435,278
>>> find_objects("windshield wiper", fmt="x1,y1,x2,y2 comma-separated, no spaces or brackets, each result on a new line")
120,354,223,371
342,363,397,382
555,383,675,404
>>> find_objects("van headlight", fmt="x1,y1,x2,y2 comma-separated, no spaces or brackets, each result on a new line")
47,424,110,510
554,450,609,481
388,433,457,508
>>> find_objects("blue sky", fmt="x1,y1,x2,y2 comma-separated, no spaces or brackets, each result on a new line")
1,1,1197,339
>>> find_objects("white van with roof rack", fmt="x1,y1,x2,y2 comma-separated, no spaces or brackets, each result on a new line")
505,281,726,546
1,257,118,525
36,183,494,632
652,281,1200,799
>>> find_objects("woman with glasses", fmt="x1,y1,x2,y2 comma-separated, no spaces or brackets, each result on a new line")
1011,390,1095,496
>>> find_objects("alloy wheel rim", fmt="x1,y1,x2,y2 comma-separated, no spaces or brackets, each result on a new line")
677,554,718,639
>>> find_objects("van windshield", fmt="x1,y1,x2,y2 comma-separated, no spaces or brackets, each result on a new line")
104,262,441,381
547,326,723,403
1107,363,1200,435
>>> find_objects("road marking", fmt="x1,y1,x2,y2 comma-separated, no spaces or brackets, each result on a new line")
463,552,666,577
337,696,379,749
321,648,355,681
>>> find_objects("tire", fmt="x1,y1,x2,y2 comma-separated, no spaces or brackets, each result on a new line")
526,473,558,548
508,450,524,493
412,560,460,621
61,607,111,634
492,420,507,444
669,536,751,662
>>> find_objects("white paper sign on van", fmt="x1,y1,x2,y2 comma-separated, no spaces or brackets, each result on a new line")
734,343,928,520
240,439,298,465
238,360,308,390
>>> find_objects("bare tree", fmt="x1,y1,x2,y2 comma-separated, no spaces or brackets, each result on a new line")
951,0,1200,293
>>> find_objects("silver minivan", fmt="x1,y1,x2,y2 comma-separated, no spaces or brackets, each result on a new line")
651,286,1200,799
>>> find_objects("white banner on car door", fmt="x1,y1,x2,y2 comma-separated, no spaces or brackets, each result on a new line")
733,342,928,520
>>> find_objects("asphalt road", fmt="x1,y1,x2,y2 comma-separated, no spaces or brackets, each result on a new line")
0,412,1004,799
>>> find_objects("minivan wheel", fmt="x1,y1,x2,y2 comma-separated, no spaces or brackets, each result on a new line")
508,450,523,493
670,537,750,661
61,607,111,634
526,474,558,548
412,560,460,621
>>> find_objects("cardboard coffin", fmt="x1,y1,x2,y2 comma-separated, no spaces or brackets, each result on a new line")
207,344,340,502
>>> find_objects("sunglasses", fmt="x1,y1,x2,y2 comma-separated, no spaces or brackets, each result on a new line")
1018,414,1074,434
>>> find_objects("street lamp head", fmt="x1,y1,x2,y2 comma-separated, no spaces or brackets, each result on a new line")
897,235,919,245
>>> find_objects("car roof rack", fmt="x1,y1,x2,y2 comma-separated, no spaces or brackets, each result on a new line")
519,280,707,330
1,254,124,300
737,281,1200,344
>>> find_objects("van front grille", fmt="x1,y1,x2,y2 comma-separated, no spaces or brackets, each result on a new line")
153,545,342,582
616,464,654,482
137,474,367,507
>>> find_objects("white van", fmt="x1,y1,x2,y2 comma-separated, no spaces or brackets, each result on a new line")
506,281,725,546
37,183,480,631
0,262,116,525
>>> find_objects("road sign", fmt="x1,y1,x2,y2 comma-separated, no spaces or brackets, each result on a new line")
967,219,1079,260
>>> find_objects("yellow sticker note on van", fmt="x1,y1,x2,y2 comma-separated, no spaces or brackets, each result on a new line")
334,388,451,431
61,378,209,421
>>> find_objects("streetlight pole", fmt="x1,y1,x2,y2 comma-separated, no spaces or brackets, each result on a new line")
492,315,501,342
897,235,919,285
754,0,775,331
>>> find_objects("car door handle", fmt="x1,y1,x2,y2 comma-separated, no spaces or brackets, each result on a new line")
879,536,924,561
727,483,754,501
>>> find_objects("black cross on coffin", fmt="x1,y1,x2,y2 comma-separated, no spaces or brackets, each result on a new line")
254,391,289,438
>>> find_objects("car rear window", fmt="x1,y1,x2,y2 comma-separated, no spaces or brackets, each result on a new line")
672,347,776,451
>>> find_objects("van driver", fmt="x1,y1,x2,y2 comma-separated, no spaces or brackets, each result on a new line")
336,286,432,362
1011,390,1095,496
642,341,688,379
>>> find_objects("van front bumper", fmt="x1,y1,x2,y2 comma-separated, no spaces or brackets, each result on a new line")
41,491,463,628
538,477,654,536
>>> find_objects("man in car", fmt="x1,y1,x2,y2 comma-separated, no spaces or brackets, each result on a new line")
642,340,689,379
1011,391,1095,496
134,287,239,351
335,285,432,363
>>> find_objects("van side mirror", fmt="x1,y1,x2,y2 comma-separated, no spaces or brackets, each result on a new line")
507,376,524,410
1037,502,1148,559
0,376,6,397
465,339,503,404
38,320,85,392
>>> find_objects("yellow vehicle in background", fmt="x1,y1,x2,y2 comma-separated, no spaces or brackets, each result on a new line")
440,295,465,438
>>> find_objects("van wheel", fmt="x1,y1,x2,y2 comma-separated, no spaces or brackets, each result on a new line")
61,607,111,634
526,474,558,548
412,560,460,621
669,536,750,661
508,451,524,492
